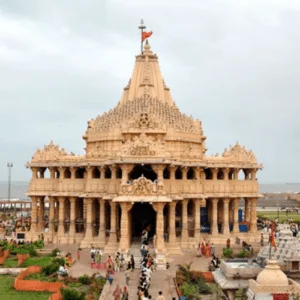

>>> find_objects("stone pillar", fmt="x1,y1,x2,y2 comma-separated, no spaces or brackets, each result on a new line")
212,168,218,180
155,202,165,252
98,199,106,247
80,198,93,248
48,197,55,239
49,167,55,179
222,198,230,235
233,168,239,180
245,198,251,222
31,167,38,179
86,166,92,179
69,197,76,244
168,202,176,244
232,198,240,233
181,199,189,248
59,167,65,179
30,196,38,237
38,197,45,232
57,197,65,241
250,198,257,233
210,198,219,235
110,165,116,179
119,203,130,252
194,199,201,240
104,201,119,253
70,167,76,179
170,166,176,180
85,198,93,239
182,167,188,180
251,169,257,181
223,168,230,180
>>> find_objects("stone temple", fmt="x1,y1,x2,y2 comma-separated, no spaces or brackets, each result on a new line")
26,39,263,254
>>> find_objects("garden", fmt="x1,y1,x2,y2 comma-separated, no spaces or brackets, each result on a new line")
175,262,215,300
0,241,107,300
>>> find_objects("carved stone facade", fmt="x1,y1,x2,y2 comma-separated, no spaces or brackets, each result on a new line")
26,41,263,253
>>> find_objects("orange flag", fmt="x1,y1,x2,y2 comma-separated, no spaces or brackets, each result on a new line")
142,31,153,42
270,222,277,251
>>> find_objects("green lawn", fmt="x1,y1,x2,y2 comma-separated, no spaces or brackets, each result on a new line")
21,256,53,268
0,275,51,300
3,256,18,268
257,211,300,222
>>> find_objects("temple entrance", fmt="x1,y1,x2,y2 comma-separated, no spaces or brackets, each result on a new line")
131,202,156,240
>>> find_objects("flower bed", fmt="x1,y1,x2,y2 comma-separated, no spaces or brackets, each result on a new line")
17,254,30,267
0,250,10,264
14,266,65,300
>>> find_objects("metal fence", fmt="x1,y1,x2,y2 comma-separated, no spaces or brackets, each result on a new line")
0,181,29,200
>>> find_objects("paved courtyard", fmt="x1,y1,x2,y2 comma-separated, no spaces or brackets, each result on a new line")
45,240,261,299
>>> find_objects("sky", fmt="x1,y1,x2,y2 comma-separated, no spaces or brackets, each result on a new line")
0,0,300,184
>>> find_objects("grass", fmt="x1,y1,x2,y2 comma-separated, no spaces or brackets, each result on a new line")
0,275,51,300
3,256,19,268
20,256,52,268
257,211,300,222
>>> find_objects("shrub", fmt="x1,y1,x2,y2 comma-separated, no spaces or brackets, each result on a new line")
236,250,250,258
50,248,61,257
53,257,65,266
180,282,201,300
42,262,60,275
79,274,91,285
61,287,86,300
33,240,44,249
223,248,233,258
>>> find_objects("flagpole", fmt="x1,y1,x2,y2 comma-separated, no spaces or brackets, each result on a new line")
138,19,146,54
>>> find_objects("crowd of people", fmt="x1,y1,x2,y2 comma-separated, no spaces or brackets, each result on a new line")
196,240,216,257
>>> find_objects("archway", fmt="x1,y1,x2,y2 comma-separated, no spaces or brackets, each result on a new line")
129,165,157,182
130,202,156,240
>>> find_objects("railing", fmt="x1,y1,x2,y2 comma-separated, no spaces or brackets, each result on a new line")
28,178,259,196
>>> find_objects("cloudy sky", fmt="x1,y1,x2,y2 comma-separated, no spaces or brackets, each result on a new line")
0,0,299,184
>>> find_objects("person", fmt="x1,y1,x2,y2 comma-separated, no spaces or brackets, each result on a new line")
121,286,129,300
40,233,44,241
106,270,113,285
125,266,131,285
141,229,148,243
57,264,68,276
196,243,201,257
226,238,231,249
201,240,206,255
210,243,215,256
205,242,211,257
156,291,165,300
113,284,122,300
130,254,135,271
260,233,264,246
90,246,96,262
77,248,81,261
115,255,120,272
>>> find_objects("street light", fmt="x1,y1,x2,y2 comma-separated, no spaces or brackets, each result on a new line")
7,162,13,211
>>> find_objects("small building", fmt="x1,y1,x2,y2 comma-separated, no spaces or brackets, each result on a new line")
247,259,300,300
213,259,263,299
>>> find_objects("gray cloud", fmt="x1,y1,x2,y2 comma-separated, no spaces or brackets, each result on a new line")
0,0,300,183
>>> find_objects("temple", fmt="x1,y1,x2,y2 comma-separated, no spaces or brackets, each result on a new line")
26,39,263,254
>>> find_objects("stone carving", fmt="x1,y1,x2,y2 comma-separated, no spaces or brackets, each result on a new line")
222,142,257,163
32,141,67,162
120,133,166,157
132,176,154,194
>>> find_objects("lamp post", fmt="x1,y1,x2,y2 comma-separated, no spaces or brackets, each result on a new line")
7,162,13,212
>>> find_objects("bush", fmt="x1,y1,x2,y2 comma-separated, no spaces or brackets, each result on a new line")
79,274,90,285
33,240,44,249
180,282,201,300
42,262,60,275
236,250,250,258
53,257,65,266
223,248,233,258
50,248,61,257
61,287,86,300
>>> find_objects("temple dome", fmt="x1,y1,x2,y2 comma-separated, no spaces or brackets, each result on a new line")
256,260,289,286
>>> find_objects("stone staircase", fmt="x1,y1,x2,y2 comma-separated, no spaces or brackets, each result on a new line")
126,241,156,268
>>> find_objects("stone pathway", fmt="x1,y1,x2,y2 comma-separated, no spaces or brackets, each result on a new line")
44,240,262,299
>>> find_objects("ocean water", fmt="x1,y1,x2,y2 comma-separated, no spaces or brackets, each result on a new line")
0,181,299,200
